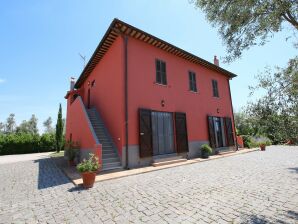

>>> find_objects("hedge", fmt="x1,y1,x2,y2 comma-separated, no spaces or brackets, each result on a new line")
0,133,57,155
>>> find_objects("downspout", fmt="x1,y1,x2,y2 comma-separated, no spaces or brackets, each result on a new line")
227,78,238,151
124,35,129,169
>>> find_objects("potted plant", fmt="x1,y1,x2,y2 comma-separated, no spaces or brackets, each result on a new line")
77,153,100,188
201,144,212,159
260,142,266,151
65,141,79,166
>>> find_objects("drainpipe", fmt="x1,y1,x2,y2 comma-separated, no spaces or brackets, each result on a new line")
124,35,129,169
228,78,238,151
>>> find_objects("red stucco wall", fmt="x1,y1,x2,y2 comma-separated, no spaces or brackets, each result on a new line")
80,37,125,156
65,95,97,149
127,37,235,145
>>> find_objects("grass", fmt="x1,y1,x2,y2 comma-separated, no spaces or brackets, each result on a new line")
50,151,64,158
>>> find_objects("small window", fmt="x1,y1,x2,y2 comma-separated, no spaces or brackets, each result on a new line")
155,59,167,85
212,79,219,97
188,71,197,92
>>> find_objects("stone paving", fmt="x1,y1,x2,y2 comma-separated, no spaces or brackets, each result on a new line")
0,146,297,224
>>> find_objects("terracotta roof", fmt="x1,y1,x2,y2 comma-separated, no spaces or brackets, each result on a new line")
74,18,237,88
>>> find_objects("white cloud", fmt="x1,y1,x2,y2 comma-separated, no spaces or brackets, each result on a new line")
0,79,5,84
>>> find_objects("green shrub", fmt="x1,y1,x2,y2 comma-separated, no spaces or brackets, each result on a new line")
241,135,272,148
77,153,100,173
0,133,57,155
39,133,56,152
241,135,253,148
201,144,212,157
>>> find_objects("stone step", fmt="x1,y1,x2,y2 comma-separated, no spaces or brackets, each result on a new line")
102,149,115,153
102,157,120,163
153,155,183,163
102,162,122,171
152,158,187,167
102,145,114,148
102,152,118,157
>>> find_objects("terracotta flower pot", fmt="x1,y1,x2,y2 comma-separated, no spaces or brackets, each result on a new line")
260,144,266,151
81,172,96,188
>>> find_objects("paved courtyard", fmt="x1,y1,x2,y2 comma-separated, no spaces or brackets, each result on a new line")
0,146,297,224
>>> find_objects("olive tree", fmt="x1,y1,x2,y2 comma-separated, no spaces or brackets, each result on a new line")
191,0,298,62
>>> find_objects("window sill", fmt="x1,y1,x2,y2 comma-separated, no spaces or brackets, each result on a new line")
189,90,198,94
154,82,168,87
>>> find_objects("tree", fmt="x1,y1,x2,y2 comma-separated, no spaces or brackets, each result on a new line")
15,115,39,134
234,112,259,136
5,113,16,133
55,104,64,152
16,120,30,133
191,0,298,62
43,117,54,133
0,122,4,133
27,115,38,134
247,57,298,144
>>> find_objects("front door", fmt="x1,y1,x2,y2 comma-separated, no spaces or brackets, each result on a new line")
151,111,175,156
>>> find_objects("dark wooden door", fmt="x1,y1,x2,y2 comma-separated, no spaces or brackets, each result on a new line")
175,112,189,153
139,109,153,158
87,88,91,109
208,116,216,148
225,117,235,146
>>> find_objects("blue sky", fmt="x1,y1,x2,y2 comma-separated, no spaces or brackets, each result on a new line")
0,0,297,133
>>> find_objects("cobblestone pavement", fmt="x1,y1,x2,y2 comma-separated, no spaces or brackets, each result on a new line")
0,146,297,224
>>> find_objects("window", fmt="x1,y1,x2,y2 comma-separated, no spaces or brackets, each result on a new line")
188,71,197,92
155,59,167,85
212,79,219,97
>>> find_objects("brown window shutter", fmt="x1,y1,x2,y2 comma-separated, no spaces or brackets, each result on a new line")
225,117,235,146
207,116,216,148
175,112,189,153
139,108,153,157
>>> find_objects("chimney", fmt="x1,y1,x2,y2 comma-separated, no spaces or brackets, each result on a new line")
70,77,76,90
214,55,219,66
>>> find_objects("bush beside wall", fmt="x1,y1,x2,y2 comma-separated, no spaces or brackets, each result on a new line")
0,133,56,155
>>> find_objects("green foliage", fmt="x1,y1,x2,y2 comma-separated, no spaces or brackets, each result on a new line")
55,104,64,152
0,122,4,133
43,117,54,134
0,133,56,155
241,135,272,148
77,153,100,173
247,57,298,144
190,0,298,62
39,133,56,152
65,140,80,161
5,113,16,133
15,115,39,134
201,144,212,155
234,112,260,136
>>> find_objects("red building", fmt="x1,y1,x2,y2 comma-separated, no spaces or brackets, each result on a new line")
65,19,237,171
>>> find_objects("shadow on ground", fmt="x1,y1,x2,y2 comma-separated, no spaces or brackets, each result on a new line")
34,157,71,189
241,210,298,223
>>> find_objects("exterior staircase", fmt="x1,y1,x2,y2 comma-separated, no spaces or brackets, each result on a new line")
86,108,122,171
